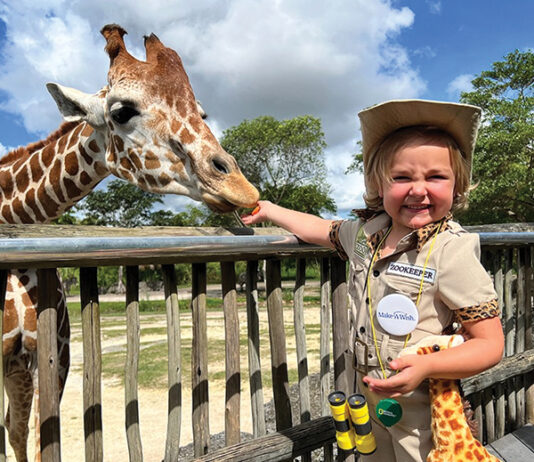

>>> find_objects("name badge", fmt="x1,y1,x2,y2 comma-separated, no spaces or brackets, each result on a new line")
386,262,436,284
376,294,418,336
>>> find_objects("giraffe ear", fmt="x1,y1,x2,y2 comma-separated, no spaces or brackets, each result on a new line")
46,83,106,128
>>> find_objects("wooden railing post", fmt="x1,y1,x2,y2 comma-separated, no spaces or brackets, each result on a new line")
221,261,241,446
265,259,292,432
37,268,61,462
0,269,8,462
246,260,266,438
162,264,182,462
125,265,143,461
80,267,103,462
192,263,210,457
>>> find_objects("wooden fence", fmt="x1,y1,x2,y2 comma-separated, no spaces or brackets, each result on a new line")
0,224,532,461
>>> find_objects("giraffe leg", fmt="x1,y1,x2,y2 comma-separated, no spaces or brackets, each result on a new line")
5,364,34,462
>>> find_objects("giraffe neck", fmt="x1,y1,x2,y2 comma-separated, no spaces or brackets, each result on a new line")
0,121,110,224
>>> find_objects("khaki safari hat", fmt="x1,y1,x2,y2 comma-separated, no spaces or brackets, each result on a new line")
358,99,482,173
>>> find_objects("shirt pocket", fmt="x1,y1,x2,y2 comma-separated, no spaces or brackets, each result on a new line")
383,277,421,304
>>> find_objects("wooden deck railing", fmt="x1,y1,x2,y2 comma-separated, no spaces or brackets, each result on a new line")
0,224,532,462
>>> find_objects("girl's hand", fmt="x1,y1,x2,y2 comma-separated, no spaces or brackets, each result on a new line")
241,200,272,225
362,354,430,398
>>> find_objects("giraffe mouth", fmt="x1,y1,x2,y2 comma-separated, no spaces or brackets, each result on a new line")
203,194,239,213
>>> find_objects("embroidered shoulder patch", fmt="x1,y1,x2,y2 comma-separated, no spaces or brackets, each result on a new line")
353,227,369,260
386,261,436,284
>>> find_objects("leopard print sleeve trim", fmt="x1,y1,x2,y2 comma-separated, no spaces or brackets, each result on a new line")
454,298,501,323
329,220,348,261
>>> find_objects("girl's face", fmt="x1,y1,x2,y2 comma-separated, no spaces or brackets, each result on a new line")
379,142,455,234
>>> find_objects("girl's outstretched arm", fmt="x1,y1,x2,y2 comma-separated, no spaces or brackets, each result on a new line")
241,200,334,248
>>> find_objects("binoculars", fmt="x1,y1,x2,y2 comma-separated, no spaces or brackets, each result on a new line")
328,391,376,456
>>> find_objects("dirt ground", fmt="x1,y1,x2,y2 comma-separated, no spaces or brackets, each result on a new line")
7,284,324,461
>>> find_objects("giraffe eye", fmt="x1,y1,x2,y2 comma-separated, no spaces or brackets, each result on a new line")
432,344,440,352
111,106,140,124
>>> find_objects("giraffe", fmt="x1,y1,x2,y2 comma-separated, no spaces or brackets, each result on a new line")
399,335,501,462
0,23,259,461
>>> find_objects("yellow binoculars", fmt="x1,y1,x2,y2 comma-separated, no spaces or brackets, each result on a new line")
328,391,377,456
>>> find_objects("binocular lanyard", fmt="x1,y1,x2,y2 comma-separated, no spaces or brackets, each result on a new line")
366,218,444,380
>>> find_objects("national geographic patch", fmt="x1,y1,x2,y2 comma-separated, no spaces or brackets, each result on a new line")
353,227,369,260
386,261,436,284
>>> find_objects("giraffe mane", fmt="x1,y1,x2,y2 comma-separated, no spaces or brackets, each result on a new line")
0,121,81,166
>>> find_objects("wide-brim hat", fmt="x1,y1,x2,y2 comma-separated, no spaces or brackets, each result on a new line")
358,99,482,174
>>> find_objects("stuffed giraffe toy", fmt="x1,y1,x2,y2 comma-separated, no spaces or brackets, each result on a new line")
399,335,501,462
0,24,258,461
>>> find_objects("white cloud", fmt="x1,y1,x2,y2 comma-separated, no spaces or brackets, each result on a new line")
447,73,474,99
426,1,442,14
0,0,425,217
0,141,7,156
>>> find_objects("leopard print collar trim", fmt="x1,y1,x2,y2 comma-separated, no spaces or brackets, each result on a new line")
367,213,453,254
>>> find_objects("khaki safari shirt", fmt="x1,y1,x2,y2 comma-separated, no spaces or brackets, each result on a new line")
329,212,499,380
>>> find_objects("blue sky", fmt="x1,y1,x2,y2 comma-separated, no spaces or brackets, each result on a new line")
0,1,532,217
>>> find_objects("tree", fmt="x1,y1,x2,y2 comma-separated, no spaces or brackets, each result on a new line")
220,115,336,215
459,50,534,224
76,179,164,227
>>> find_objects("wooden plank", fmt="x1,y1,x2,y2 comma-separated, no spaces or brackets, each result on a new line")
330,257,349,392
525,247,534,423
293,258,311,462
265,259,292,431
37,268,61,461
0,270,8,462
504,249,515,358
192,416,336,462
125,266,143,461
245,260,266,438
484,388,495,443
513,424,534,451
486,430,534,461
191,263,210,457
79,267,103,462
319,258,334,462
162,264,182,462
221,261,241,446
495,382,506,440
461,348,534,394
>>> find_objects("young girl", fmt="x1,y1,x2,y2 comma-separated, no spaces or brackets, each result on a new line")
241,99,504,461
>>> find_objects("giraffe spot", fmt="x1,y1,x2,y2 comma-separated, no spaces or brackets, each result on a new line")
107,143,117,164
3,298,18,336
129,150,143,170
138,177,147,189
3,336,19,356
1,204,14,223
28,285,37,303
188,115,202,134
12,197,33,223
442,390,453,401
50,159,66,203
145,158,161,170
118,168,133,182
444,409,454,419
88,140,100,153
449,419,462,431
159,172,172,187
145,174,158,187
171,119,182,134
19,275,30,286
37,182,60,217
108,121,114,131
30,154,44,182
25,189,47,222
65,152,79,176
81,123,94,138
15,166,30,192
79,145,94,166
454,441,465,454
120,156,135,171
434,400,442,409
94,162,108,176
80,171,92,186
465,450,474,460
57,133,68,153
0,170,14,198
179,127,195,145
63,178,82,199
67,123,84,150
41,144,55,167
113,135,124,153
473,448,485,461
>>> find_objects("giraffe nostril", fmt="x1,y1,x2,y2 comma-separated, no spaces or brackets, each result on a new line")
212,158,230,175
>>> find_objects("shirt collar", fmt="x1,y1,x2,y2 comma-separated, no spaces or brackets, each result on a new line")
365,212,453,254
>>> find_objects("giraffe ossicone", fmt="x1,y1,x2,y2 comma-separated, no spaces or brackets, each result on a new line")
1,23,258,462
399,335,501,462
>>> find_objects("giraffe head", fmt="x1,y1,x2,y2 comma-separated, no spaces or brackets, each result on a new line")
46,24,258,213
399,334,464,358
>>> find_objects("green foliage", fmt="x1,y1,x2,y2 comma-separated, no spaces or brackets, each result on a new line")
76,179,163,227
221,115,336,215
459,50,534,224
